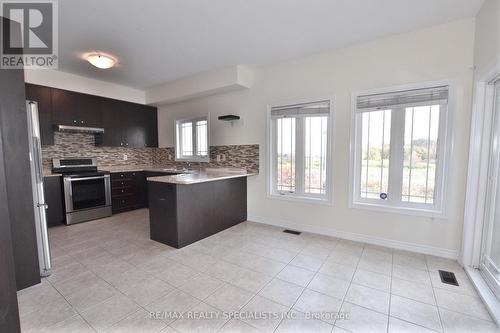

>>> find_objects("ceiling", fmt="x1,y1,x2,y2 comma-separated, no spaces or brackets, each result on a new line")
58,0,484,89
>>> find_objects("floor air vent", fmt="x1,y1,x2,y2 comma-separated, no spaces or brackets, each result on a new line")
438,270,459,286
283,229,301,235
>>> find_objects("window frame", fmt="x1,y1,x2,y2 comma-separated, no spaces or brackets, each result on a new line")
267,98,334,205
175,115,210,162
349,81,453,218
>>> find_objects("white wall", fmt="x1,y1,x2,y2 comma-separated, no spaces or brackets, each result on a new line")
25,69,146,104
146,65,255,105
158,18,475,257
460,0,500,266
473,0,500,77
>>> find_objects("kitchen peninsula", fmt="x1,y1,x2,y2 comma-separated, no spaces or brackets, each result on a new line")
147,168,254,248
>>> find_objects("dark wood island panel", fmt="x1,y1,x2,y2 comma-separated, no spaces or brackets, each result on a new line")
148,177,247,248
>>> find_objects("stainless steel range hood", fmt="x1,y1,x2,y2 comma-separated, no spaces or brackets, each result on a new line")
56,125,105,134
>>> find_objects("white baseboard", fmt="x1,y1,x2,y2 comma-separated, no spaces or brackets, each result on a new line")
247,214,458,259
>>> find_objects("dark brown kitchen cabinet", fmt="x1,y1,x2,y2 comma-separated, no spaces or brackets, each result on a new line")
25,84,54,146
51,88,103,127
43,176,64,227
23,84,158,148
148,177,247,248
143,171,181,208
111,171,147,213
98,98,158,148
99,99,126,147
144,105,158,147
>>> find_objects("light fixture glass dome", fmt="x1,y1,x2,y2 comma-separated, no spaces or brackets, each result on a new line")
86,53,116,69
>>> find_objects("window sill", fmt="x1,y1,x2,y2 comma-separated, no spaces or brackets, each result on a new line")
268,193,332,206
350,201,446,219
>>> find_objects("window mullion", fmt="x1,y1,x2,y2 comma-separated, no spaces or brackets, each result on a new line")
434,103,448,209
354,113,363,200
271,118,278,194
388,107,405,204
177,123,181,158
192,120,197,157
295,116,305,194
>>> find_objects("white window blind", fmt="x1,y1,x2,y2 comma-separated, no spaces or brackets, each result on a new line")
356,86,448,111
271,101,331,117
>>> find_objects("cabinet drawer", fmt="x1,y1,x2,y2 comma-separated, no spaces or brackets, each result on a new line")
111,179,134,188
112,195,139,212
111,171,142,180
111,172,133,180
112,187,136,196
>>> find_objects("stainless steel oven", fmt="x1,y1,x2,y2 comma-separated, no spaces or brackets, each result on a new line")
54,158,112,224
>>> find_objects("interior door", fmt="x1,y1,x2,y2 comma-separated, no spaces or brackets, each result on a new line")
481,79,500,301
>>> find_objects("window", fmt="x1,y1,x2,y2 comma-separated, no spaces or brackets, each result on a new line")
269,99,332,202
175,116,209,161
351,85,449,215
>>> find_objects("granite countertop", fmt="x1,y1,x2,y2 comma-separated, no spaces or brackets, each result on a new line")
147,168,256,185
42,165,186,177
98,165,187,173
42,166,257,182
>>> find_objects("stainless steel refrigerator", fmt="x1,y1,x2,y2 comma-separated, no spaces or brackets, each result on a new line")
26,101,52,277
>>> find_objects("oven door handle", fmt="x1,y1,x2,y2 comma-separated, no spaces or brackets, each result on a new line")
66,175,110,182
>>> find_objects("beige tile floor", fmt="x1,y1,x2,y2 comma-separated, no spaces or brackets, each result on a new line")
17,209,499,333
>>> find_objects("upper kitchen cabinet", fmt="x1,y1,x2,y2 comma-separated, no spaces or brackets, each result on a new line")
138,104,158,148
25,84,54,146
99,98,158,148
23,84,158,148
51,88,103,128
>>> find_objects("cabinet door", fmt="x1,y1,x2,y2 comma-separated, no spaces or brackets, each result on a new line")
132,172,147,208
98,98,157,148
100,98,125,147
25,84,54,146
146,106,158,148
52,88,102,127
43,176,64,227
124,104,147,148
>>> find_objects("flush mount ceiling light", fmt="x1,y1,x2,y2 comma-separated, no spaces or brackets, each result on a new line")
85,53,117,69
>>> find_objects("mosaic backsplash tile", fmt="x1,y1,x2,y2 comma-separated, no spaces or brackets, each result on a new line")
42,132,259,173
41,132,155,170
152,145,259,173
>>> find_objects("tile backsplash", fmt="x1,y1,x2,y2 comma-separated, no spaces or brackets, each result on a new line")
42,132,259,173
153,145,259,173
41,132,155,170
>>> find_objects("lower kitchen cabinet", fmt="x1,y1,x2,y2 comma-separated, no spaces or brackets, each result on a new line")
43,176,64,227
148,177,247,248
111,171,147,213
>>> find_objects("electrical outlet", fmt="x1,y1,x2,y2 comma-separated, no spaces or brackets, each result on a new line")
222,154,226,161
216,154,221,162
123,154,128,161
